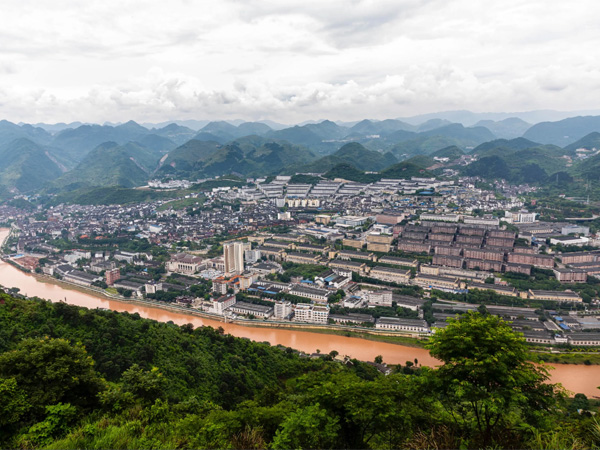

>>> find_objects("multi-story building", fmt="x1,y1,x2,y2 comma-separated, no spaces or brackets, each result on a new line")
376,212,405,225
468,282,518,297
223,241,245,276
366,242,391,253
105,267,121,285
398,240,431,254
210,294,237,314
504,263,532,275
507,252,554,269
342,238,364,249
329,259,367,274
464,259,502,272
553,268,588,283
432,255,464,268
412,274,461,292
365,290,393,307
285,252,321,265
167,252,206,275
274,301,293,319
455,235,484,246
229,301,273,318
338,250,375,261
377,256,419,268
526,289,582,303
420,213,460,222
293,303,329,324
560,251,599,265
375,317,429,333
288,284,332,303
434,245,463,256
368,266,411,284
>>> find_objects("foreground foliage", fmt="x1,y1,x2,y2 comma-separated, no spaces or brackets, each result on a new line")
0,292,598,449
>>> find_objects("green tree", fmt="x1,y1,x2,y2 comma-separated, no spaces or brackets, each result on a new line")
121,364,166,405
271,404,340,449
20,403,78,447
426,312,561,447
0,337,104,415
0,377,30,430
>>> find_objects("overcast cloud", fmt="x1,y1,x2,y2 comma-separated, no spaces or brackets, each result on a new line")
1,0,600,124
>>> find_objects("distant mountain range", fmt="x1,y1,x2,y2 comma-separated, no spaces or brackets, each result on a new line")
2,111,600,200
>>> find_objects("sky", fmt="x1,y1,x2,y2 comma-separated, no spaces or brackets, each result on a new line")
1,0,600,124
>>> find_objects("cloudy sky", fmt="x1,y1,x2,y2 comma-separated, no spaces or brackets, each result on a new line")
1,0,600,124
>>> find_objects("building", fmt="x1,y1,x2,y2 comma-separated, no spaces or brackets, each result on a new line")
342,239,364,249
375,317,429,333
329,259,367,274
393,295,426,311
64,270,102,287
210,294,237,315
229,301,273,318
468,282,518,297
560,251,599,265
285,252,321,265
223,241,245,276
274,301,293,319
105,267,121,285
553,268,588,283
412,274,461,292
432,255,464,268
463,216,500,227
507,252,554,269
338,250,375,261
367,234,394,245
397,240,431,254
289,284,332,303
367,242,391,253
562,225,590,236
365,290,393,307
376,212,405,225
212,277,230,295
378,256,419,268
526,289,582,303
550,236,590,247
293,303,329,324
329,313,375,325
238,272,258,290
368,266,411,284
568,333,600,346
167,253,205,275
420,213,460,222
244,249,262,264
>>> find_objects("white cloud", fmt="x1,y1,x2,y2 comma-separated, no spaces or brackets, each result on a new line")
0,0,600,123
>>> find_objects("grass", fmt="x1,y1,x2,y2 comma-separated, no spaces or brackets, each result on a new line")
156,196,205,211
530,351,600,365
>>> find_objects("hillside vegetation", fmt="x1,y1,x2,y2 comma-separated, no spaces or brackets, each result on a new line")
0,293,592,449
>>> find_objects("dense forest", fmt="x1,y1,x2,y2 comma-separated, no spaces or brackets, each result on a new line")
0,291,598,449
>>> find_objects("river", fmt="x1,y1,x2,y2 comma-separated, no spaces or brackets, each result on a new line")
0,229,598,396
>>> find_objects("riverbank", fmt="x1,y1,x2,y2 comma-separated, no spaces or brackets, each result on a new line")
21,269,430,345
6,260,599,361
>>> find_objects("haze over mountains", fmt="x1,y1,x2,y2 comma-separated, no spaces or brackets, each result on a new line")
4,110,600,200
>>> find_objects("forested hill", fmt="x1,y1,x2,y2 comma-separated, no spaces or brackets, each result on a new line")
0,292,594,449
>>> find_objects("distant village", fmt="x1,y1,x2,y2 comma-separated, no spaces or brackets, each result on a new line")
2,174,600,348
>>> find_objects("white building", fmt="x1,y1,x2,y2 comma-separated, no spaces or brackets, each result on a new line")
210,295,237,315
293,303,329,324
274,301,293,319
223,241,245,276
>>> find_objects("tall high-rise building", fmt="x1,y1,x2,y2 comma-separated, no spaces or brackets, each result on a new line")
223,241,245,275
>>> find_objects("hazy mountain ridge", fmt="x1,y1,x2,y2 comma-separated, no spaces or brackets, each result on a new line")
5,111,600,196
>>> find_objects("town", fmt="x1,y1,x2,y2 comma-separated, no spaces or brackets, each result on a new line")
2,173,600,348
